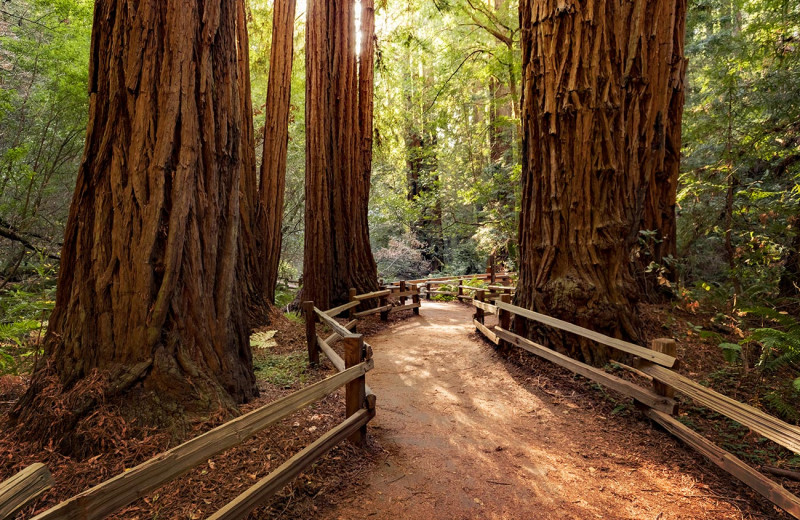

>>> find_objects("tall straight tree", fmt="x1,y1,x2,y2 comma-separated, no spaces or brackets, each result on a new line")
238,0,269,320
515,0,687,364
638,0,687,299
304,0,379,309
14,0,257,430
260,0,297,305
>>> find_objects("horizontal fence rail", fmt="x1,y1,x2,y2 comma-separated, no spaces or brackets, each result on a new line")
0,464,53,520
641,364,800,454
468,294,800,519
209,409,373,520
494,301,677,368
28,362,374,520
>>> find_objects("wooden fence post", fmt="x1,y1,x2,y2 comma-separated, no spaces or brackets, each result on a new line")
475,289,485,325
302,301,319,365
458,279,464,298
348,288,357,320
399,280,407,306
490,254,497,285
412,284,420,315
426,281,432,300
652,338,677,401
498,293,511,349
379,293,389,321
344,335,367,447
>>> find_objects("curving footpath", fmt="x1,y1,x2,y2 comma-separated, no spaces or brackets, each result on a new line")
321,302,759,520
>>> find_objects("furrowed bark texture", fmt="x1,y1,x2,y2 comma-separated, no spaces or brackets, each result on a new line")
304,0,378,309
638,0,687,299
17,0,257,417
354,0,379,289
515,0,686,364
237,0,271,321
259,0,296,305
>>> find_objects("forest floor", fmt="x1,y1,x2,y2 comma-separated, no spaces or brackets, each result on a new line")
318,301,788,520
0,300,795,519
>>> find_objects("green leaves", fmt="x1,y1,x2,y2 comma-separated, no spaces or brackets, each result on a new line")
719,342,743,364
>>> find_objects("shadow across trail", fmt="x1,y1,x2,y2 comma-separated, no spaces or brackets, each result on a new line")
322,302,750,520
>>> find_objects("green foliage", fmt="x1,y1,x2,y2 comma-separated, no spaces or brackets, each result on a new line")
737,307,800,371
284,311,304,325
679,0,800,308
369,0,521,276
253,352,309,388
0,0,93,273
764,390,800,422
274,284,298,309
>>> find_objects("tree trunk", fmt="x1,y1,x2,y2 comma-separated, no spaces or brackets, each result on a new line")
637,0,687,300
303,0,378,310
489,75,512,165
13,0,257,439
259,0,297,304
237,0,271,321
515,0,686,364
354,0,380,286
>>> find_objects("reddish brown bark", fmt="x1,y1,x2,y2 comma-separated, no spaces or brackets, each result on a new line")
14,0,257,427
638,0,687,299
259,0,297,305
515,0,686,364
237,0,270,321
303,0,378,309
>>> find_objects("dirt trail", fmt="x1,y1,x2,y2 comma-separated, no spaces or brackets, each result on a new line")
322,302,758,520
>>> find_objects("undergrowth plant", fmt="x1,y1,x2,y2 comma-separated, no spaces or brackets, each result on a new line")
719,307,800,421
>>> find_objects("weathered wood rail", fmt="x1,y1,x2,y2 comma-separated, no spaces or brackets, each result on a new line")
0,464,53,520
6,341,375,519
469,293,800,519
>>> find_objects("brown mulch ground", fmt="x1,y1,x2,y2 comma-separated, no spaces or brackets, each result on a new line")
1,299,798,519
0,311,384,519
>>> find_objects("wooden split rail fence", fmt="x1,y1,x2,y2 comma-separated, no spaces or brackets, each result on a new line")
469,294,800,518
1,333,376,520
396,272,515,303
1,282,430,519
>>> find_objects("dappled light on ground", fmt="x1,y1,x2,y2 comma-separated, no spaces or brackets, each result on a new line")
323,302,756,519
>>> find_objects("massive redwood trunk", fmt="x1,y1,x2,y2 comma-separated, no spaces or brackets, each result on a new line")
515,0,686,364
304,0,378,309
14,0,257,434
638,0,687,300
259,0,297,304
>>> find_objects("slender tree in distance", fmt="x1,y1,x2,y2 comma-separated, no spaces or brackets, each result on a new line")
238,0,270,321
13,0,257,441
514,0,687,364
260,0,297,305
304,0,379,309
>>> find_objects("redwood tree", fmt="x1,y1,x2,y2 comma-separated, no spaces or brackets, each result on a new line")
638,1,688,299
259,0,297,305
304,0,379,309
515,0,687,363
238,0,270,320
14,0,257,430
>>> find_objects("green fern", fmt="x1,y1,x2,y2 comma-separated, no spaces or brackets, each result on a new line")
0,320,41,344
764,391,800,422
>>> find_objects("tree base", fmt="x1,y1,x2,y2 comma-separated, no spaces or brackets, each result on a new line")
514,276,643,367
10,363,242,458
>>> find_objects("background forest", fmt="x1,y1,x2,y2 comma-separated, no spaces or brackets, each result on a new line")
0,0,799,405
